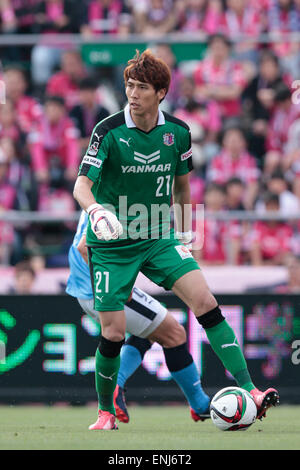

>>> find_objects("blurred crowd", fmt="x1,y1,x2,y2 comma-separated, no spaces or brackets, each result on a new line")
1,0,300,271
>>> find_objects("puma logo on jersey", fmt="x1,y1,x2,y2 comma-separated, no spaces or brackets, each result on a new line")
96,295,104,302
134,150,160,164
119,137,132,147
221,338,239,349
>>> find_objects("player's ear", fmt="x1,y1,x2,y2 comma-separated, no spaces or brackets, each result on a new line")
158,88,167,103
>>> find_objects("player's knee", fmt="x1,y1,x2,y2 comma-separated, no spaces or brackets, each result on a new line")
192,292,217,317
171,323,186,346
161,321,186,348
100,326,125,343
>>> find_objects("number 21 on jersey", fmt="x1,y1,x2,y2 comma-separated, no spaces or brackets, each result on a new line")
156,175,171,197
95,271,110,293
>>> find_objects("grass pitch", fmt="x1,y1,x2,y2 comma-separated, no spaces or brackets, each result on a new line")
0,404,299,450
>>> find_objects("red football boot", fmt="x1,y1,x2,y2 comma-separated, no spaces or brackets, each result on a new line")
250,387,280,420
113,385,130,423
89,410,118,430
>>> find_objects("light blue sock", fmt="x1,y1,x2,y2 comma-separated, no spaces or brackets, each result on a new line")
171,363,210,414
117,344,142,388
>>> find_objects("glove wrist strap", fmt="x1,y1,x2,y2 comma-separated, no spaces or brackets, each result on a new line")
86,203,101,215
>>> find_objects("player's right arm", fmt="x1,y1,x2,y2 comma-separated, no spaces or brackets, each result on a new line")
73,174,123,241
73,175,97,212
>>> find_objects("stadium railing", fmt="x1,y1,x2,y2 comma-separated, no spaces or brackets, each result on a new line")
0,210,299,223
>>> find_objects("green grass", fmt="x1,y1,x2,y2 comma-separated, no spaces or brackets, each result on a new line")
0,405,299,450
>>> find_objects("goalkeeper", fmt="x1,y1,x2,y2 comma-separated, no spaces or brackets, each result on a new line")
66,210,210,426
73,49,279,431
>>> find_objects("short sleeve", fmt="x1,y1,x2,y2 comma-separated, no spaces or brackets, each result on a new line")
78,122,110,182
175,126,193,176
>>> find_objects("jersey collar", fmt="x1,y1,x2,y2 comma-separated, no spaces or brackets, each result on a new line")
124,104,165,128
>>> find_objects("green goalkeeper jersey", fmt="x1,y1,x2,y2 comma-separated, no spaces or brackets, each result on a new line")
78,104,193,246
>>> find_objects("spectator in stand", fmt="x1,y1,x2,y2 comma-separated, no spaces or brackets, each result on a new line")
30,0,82,89
0,0,17,33
189,170,205,206
250,192,293,266
69,77,110,155
193,33,248,119
46,50,87,111
80,0,132,37
198,183,227,265
8,260,37,294
0,136,38,210
256,169,300,215
0,148,17,265
217,0,262,67
31,0,81,34
197,182,242,264
273,253,300,293
242,50,292,164
264,84,300,177
0,99,27,156
28,95,80,188
174,76,221,172
5,0,46,35
3,66,44,135
175,0,217,34
0,0,20,61
132,0,176,36
207,126,260,209
225,177,246,211
151,43,185,113
266,0,300,79
224,177,249,264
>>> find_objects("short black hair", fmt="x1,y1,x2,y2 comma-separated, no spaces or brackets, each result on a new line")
207,33,232,48
269,169,286,181
205,182,226,195
274,84,291,102
226,177,245,188
79,77,99,91
264,191,280,205
259,49,279,67
44,95,65,107
14,261,36,279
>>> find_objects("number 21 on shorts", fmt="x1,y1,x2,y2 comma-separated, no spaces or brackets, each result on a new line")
95,271,110,293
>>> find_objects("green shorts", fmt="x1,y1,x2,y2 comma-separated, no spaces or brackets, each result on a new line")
88,235,200,311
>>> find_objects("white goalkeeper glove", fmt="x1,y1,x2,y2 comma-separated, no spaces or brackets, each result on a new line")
176,230,193,251
87,203,123,241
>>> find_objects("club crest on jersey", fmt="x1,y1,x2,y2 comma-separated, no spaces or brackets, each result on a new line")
163,132,174,146
87,141,99,156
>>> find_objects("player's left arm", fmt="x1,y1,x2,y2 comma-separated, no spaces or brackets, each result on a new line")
77,234,88,264
173,173,192,242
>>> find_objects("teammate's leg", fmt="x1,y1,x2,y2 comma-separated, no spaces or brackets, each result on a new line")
172,269,279,418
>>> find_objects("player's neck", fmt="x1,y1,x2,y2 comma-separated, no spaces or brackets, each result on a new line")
130,108,159,133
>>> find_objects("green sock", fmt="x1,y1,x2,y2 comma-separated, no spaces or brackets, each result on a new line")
95,348,120,414
205,320,255,392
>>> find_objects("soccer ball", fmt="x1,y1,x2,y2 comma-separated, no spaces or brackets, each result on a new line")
210,387,257,431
